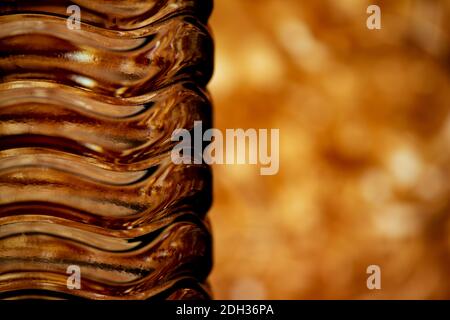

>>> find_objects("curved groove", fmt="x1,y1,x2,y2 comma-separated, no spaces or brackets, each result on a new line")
0,83,212,158
0,139,211,172
0,15,214,97
0,222,212,288
0,0,214,31
0,231,212,299
0,160,212,220
0,277,211,300
0,281,211,300
0,81,211,117
0,218,211,254
0,155,153,186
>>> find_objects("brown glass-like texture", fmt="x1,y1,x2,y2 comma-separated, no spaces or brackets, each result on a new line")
0,0,213,299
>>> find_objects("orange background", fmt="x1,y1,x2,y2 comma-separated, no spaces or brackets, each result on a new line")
208,0,450,299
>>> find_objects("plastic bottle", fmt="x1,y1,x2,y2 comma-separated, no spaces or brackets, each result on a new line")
0,0,214,300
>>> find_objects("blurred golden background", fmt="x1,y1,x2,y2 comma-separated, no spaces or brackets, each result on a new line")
207,0,450,299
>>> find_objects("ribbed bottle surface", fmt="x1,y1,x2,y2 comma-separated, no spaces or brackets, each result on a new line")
0,0,214,299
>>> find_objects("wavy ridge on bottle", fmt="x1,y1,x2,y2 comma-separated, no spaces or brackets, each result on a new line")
0,14,214,97
0,0,213,30
0,1,214,299
0,221,212,299
0,81,212,170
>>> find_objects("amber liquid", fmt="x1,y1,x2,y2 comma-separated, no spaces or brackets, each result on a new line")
0,0,213,299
